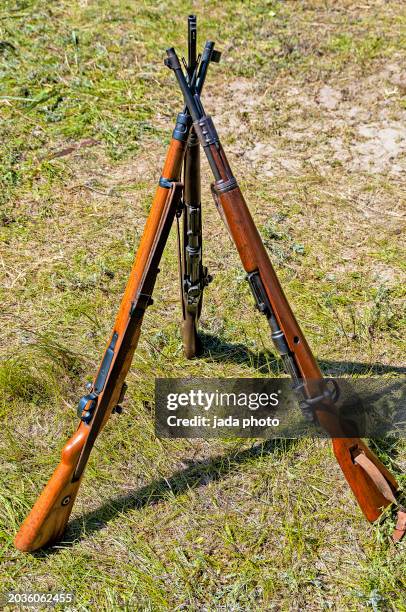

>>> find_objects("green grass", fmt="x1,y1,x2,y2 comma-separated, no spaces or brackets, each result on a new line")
1,0,406,610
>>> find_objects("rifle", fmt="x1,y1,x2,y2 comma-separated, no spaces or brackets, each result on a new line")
14,26,405,553
179,15,212,358
14,20,220,552
164,47,406,542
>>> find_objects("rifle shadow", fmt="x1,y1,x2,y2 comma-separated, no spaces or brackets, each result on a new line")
198,332,406,376
31,333,404,557
32,439,296,556
198,332,404,457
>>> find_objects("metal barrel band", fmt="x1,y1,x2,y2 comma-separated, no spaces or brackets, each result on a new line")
213,177,238,194
159,177,175,189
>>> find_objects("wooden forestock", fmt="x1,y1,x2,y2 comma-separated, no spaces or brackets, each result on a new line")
14,138,186,552
215,184,320,381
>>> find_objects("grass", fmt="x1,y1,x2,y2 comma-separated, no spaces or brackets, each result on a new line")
1,0,406,609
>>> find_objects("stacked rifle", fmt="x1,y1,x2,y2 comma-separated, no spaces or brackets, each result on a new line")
14,16,405,551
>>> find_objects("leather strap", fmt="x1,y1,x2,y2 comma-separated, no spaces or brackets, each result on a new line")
354,452,405,542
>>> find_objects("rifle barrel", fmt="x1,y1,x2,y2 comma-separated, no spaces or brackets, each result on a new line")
188,14,197,77
167,48,202,121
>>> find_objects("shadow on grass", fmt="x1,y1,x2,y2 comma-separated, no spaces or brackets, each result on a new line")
30,333,404,557
32,438,296,557
198,332,406,376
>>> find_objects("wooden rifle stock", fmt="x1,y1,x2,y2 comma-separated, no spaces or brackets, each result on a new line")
14,426,87,552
